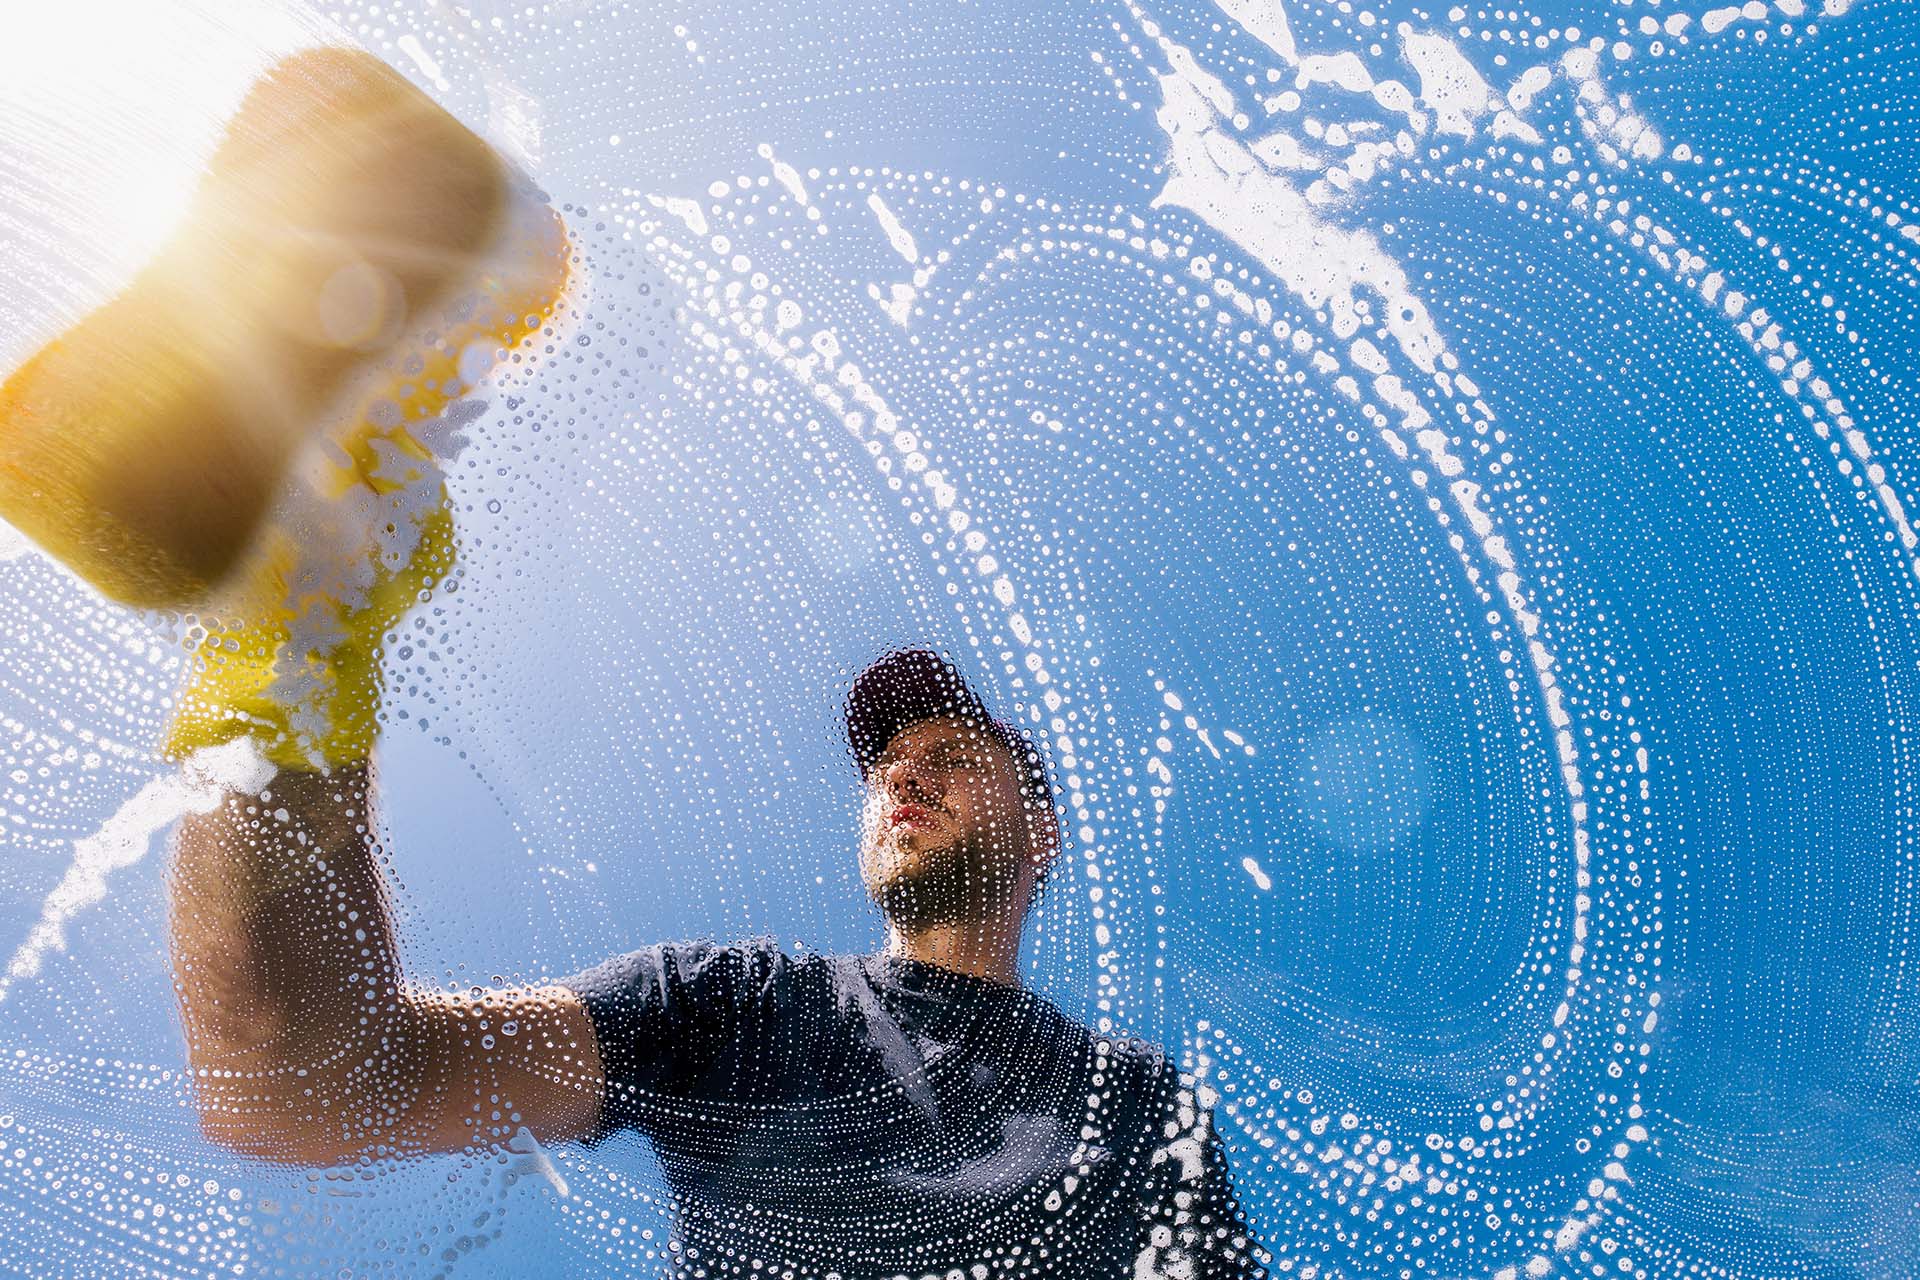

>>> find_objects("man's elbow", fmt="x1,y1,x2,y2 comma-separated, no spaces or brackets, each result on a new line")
190,1064,368,1167
189,1082,329,1167
186,1013,452,1166
196,1108,343,1166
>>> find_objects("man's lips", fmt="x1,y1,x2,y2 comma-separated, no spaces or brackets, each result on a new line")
888,804,941,827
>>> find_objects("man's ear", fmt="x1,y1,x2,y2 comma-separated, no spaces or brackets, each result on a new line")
1028,794,1062,879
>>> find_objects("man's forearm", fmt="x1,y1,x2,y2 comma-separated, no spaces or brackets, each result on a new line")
168,764,420,1159
167,761,606,1162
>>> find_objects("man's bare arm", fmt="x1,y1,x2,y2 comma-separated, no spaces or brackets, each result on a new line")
168,763,605,1164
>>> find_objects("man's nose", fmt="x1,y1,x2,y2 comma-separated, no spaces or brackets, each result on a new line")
883,755,941,804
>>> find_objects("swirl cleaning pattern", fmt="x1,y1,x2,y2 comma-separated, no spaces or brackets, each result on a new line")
0,0,1915,1277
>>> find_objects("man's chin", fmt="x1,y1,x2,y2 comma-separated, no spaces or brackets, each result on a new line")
873,882,971,931
866,850,1024,930
868,852,973,928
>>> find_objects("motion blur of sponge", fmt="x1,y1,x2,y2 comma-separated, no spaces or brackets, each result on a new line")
0,44,568,611
0,45,570,769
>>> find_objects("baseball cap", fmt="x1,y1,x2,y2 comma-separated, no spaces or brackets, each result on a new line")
844,647,1053,812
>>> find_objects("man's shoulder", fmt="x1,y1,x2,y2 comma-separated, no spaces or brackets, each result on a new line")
559,934,799,1005
1101,1029,1171,1072
706,935,855,1005
1097,1029,1178,1099
573,937,877,1000
993,992,1176,1097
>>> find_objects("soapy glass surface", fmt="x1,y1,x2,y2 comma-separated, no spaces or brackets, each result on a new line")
0,0,1916,1276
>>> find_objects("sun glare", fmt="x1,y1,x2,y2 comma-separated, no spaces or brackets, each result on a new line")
0,1,319,363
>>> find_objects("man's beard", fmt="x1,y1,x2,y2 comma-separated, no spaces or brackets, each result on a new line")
867,832,1022,931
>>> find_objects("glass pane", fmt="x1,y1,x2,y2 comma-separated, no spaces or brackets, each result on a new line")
1,0,1914,1276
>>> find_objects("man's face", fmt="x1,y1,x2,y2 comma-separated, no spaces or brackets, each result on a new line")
859,714,1043,930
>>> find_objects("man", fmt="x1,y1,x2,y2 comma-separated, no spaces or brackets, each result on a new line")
4,46,1264,1279
171,646,1264,1278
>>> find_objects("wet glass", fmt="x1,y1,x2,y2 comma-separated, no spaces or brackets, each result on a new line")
0,0,1916,1276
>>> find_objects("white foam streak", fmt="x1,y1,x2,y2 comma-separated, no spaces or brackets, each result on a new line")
1212,0,1297,64
758,142,811,207
1150,70,1443,366
867,192,920,264
1147,25,1600,1076
0,739,273,1001
1401,31,1496,138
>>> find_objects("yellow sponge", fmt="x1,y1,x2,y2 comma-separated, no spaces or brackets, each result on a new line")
0,45,571,768
161,422,460,770
0,44,565,610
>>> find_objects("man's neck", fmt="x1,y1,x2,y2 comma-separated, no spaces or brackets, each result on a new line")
883,919,1022,985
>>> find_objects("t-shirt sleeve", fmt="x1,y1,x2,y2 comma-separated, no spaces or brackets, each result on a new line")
1130,1052,1269,1279
1184,1122,1266,1279
556,937,775,1146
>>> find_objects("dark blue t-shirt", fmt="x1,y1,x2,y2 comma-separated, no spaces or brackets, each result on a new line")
560,938,1264,1279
